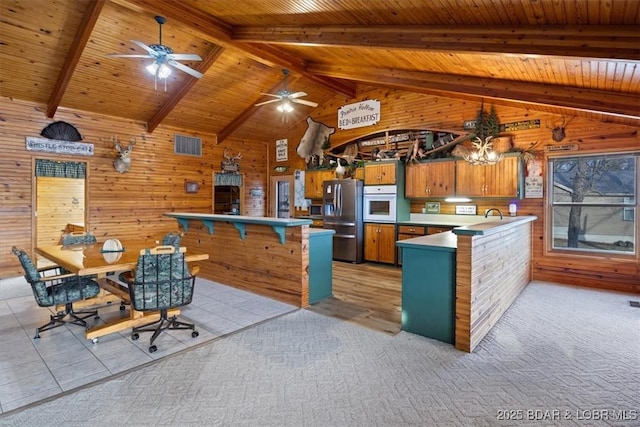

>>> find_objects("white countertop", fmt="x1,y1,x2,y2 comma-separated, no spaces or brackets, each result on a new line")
399,214,497,227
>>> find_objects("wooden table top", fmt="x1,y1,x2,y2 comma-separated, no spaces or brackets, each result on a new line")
35,241,209,276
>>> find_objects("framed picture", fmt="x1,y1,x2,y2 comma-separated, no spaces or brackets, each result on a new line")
184,182,199,193
426,202,440,213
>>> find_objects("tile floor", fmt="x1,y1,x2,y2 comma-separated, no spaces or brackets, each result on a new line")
0,275,297,414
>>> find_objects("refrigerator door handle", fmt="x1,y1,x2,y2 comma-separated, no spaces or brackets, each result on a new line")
337,183,342,216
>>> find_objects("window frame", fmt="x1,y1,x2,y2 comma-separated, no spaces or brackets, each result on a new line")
546,151,639,258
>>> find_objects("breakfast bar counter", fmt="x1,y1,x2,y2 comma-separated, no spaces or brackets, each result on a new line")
165,213,315,307
397,216,537,352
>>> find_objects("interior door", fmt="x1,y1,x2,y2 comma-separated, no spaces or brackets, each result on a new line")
270,175,294,218
34,158,87,260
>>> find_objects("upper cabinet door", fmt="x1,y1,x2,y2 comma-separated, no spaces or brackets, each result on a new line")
406,161,455,198
456,156,521,197
483,156,521,198
365,162,396,185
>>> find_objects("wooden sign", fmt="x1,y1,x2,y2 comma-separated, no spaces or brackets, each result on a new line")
499,119,540,132
26,137,94,156
276,138,288,161
338,99,380,130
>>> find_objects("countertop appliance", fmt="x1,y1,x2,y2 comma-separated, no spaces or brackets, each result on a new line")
322,179,363,263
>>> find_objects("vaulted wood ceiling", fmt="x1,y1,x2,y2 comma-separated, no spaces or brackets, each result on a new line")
1,0,638,143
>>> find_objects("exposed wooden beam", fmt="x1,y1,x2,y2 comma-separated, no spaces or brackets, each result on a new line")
118,0,355,98
147,45,225,133
46,0,106,118
306,63,640,121
216,75,302,144
232,25,640,61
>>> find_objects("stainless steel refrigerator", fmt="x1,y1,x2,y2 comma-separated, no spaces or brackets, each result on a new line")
322,179,364,263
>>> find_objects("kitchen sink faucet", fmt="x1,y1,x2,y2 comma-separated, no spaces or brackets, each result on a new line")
485,208,503,219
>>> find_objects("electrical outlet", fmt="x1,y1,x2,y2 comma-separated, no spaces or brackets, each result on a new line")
455,205,477,215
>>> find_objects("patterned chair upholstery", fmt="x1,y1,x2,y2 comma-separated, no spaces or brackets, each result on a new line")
11,246,101,338
61,232,97,246
119,245,199,353
161,231,182,250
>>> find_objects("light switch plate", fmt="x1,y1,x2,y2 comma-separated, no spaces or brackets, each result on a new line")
456,205,477,215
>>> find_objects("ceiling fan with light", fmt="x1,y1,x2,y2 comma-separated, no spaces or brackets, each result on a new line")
107,15,203,90
255,69,319,116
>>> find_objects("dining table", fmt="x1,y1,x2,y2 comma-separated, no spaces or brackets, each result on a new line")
35,240,209,342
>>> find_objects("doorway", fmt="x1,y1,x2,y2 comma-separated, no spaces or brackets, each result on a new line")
213,173,243,214
270,175,294,218
34,158,87,252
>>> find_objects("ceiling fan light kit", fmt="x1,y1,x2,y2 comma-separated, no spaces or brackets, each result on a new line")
107,15,202,91
255,69,319,114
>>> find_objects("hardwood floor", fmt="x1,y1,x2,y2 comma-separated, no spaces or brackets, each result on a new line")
307,261,402,335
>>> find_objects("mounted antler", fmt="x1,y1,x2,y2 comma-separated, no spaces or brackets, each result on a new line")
546,116,572,142
221,148,242,173
110,136,136,174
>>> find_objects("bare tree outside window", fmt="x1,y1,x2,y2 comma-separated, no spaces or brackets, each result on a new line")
550,154,637,254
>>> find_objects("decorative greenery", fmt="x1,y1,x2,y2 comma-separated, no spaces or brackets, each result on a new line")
475,102,500,140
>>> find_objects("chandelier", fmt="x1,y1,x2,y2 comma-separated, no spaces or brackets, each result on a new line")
464,136,503,165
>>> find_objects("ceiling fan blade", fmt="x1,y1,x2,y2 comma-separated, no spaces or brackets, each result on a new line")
291,98,319,108
260,92,283,99
168,53,202,61
106,54,153,58
167,60,203,79
288,92,308,99
130,40,157,56
254,99,281,107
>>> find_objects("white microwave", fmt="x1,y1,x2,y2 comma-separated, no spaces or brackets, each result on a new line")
363,185,397,223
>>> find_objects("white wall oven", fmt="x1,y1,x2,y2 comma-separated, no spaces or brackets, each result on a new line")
363,185,397,223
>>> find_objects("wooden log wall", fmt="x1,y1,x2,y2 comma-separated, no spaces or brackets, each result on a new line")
175,218,310,307
455,221,533,353
0,97,269,279
278,86,640,293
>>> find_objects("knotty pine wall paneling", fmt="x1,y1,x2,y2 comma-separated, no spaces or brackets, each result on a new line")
277,86,639,292
0,97,269,278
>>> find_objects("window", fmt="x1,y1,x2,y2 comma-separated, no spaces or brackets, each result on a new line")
549,153,637,255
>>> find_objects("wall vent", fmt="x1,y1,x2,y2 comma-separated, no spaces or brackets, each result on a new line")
174,134,202,157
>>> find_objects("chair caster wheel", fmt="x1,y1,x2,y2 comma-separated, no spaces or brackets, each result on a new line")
191,331,199,338
92,338,99,344
94,315,100,320
132,333,139,341
149,345,157,353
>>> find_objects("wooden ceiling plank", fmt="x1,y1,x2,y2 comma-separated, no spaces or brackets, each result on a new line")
120,0,354,97
216,75,301,144
232,25,640,60
46,0,107,118
306,63,640,121
147,45,225,133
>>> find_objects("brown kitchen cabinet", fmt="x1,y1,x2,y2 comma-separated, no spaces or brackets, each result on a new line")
365,223,397,264
304,170,334,199
427,226,453,235
396,225,427,265
405,160,456,198
455,156,522,198
364,162,397,185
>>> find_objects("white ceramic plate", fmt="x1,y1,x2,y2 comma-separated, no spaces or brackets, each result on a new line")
102,239,123,252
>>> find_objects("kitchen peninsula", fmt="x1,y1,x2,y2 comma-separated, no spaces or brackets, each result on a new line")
397,215,537,353
164,213,328,308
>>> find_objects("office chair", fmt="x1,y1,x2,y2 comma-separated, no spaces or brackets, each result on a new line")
119,246,199,353
11,246,101,339
162,231,182,249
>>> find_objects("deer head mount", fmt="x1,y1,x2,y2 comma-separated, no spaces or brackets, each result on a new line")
546,116,573,142
221,149,242,173
110,136,136,173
